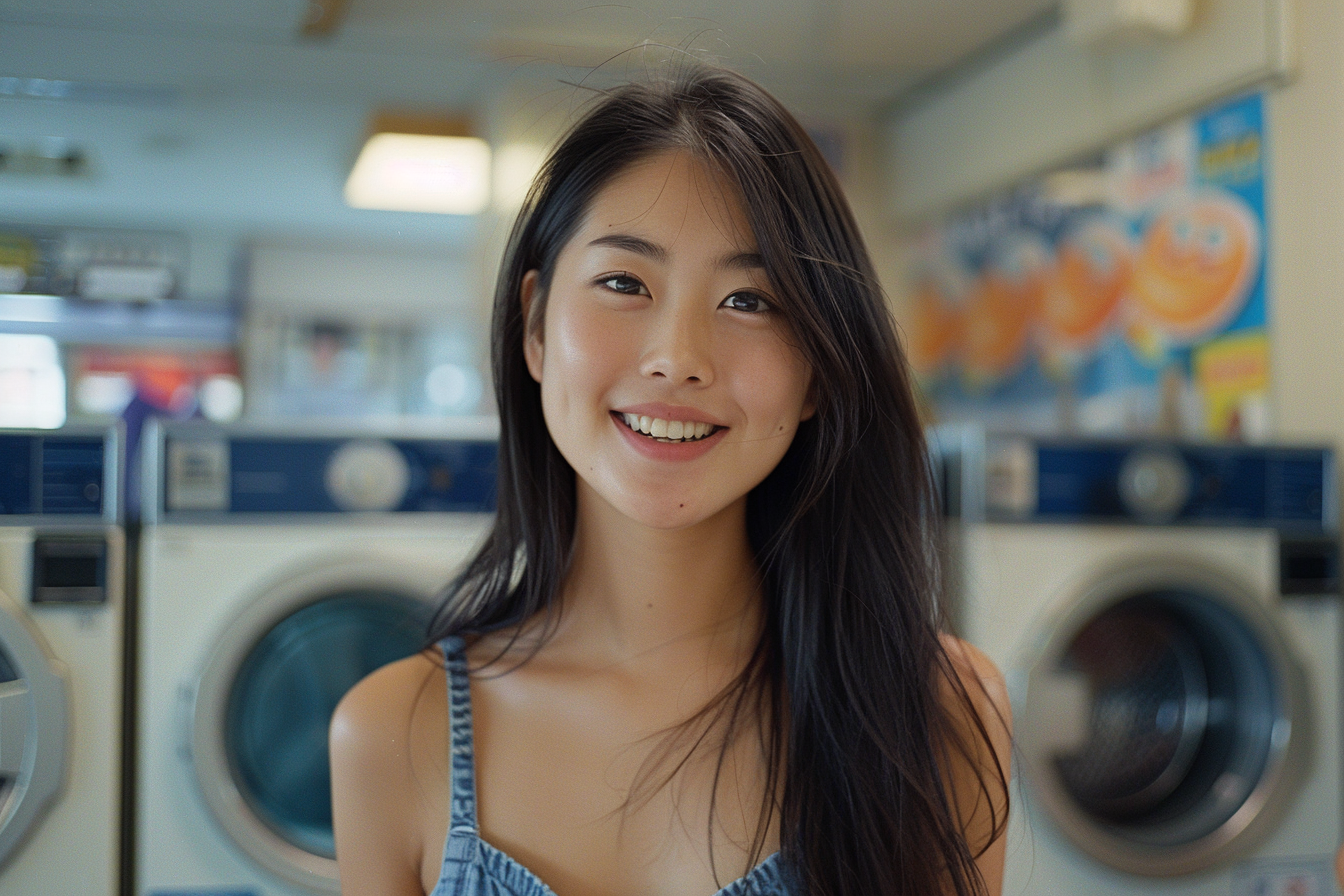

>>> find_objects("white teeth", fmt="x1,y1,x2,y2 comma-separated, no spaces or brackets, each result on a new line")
619,413,717,442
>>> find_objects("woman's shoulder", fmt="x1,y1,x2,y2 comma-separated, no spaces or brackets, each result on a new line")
937,634,1012,893
330,650,454,894
330,648,450,773
938,635,1007,701
936,634,1013,750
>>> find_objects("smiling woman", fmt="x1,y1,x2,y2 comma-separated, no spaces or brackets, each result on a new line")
330,62,1010,896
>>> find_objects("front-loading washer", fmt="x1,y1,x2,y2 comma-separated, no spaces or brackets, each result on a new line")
0,427,124,896
932,429,1341,895
134,420,497,896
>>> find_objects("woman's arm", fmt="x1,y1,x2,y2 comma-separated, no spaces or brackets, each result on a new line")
329,654,439,896
940,635,1014,896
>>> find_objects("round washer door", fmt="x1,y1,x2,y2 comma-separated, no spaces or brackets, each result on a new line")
0,589,68,870
189,560,441,893
1017,559,1308,876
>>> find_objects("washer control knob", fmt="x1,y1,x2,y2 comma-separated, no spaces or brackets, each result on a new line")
1118,448,1191,521
325,440,410,512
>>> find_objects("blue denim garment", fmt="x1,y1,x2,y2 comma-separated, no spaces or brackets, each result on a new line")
428,637,795,896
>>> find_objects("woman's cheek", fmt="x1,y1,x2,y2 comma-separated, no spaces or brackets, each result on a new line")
741,345,812,430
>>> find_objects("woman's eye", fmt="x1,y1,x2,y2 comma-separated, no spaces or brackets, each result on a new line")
722,291,770,313
599,274,647,295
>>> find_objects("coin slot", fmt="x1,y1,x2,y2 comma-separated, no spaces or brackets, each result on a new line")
31,536,107,604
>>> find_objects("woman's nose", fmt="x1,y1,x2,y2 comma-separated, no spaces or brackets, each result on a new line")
639,300,714,385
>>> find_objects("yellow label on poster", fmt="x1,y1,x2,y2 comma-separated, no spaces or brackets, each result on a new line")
1193,331,1268,437
0,232,37,270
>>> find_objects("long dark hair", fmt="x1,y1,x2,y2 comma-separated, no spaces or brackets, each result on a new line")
427,62,1007,895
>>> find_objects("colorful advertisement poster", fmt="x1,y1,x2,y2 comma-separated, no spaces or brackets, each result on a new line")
904,91,1267,439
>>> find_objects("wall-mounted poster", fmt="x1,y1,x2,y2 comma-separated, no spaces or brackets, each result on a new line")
904,91,1267,439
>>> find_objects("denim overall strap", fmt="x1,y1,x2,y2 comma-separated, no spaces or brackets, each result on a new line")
442,637,480,834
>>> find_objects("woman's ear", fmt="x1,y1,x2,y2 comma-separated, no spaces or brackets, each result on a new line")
801,379,817,421
520,270,543,383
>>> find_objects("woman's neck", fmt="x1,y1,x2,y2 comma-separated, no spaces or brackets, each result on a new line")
543,481,763,672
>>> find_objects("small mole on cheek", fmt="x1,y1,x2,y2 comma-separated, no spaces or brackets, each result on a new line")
646,602,654,609
679,503,685,508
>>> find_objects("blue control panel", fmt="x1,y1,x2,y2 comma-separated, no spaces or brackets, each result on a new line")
930,430,1341,595
933,430,1336,531
0,432,110,517
158,431,498,516
1034,443,1330,527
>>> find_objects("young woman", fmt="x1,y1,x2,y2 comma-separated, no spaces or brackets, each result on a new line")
330,63,1011,896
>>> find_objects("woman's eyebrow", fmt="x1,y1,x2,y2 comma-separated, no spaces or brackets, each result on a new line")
587,234,667,262
720,250,765,271
588,234,765,272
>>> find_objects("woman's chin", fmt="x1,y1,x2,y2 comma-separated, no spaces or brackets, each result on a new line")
586,487,744,534
617,501,715,532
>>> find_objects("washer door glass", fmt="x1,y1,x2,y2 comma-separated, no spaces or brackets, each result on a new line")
224,589,429,858
1054,602,1212,821
1022,580,1300,875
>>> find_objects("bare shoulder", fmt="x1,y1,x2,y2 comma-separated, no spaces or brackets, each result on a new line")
331,650,446,761
938,633,1000,685
330,650,450,896
934,637,1013,821
938,635,1012,894
938,634,1012,733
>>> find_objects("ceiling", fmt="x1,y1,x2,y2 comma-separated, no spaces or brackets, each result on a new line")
0,0,1057,115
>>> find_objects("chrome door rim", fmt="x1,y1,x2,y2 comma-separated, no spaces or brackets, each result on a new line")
0,587,68,870
187,558,444,894
1016,557,1308,877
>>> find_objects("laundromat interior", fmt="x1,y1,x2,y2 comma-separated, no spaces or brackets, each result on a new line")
2,0,1344,894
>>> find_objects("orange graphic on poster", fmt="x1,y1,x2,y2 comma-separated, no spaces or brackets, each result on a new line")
1131,189,1260,344
908,264,967,377
1042,219,1132,356
909,283,962,377
962,233,1049,387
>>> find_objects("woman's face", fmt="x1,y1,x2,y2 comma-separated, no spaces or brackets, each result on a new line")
523,150,814,532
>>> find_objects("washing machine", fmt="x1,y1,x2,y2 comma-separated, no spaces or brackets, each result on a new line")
134,420,498,896
0,427,124,896
932,428,1342,896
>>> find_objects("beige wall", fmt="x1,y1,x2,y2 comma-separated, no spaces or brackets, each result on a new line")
1266,0,1344,442
833,116,905,325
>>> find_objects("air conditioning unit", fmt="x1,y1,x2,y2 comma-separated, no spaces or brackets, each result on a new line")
1063,0,1195,46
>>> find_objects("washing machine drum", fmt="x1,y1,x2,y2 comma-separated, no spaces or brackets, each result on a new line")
190,568,437,894
1017,562,1307,877
0,592,67,870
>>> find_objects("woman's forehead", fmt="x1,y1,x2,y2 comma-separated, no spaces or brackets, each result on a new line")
573,150,758,255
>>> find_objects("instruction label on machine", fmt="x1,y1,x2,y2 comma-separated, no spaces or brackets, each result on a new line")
1230,857,1334,896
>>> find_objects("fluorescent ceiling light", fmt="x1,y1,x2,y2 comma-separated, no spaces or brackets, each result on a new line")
345,132,491,216
493,142,546,211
